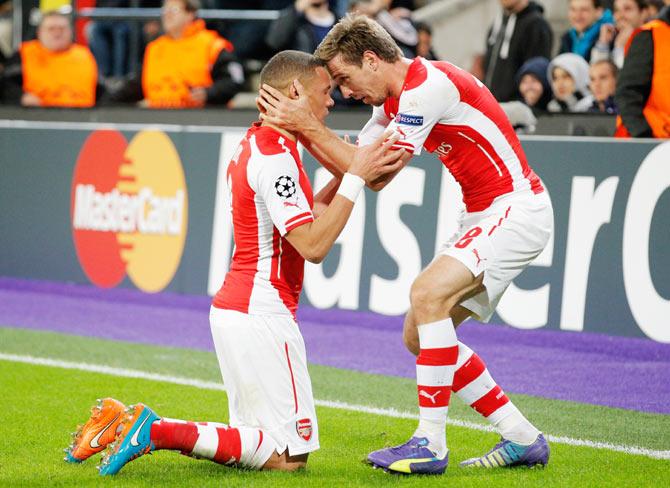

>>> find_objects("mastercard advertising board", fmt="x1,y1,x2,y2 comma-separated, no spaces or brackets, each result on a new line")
70,130,188,293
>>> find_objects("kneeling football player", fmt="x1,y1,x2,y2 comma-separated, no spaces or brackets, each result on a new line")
64,49,404,475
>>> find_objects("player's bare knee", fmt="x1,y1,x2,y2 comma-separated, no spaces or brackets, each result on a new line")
402,326,419,356
410,280,453,319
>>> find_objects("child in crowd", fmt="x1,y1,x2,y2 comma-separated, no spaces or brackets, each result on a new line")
576,59,619,113
547,53,591,112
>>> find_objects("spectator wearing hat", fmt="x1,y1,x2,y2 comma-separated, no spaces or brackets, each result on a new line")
515,56,552,113
547,52,591,112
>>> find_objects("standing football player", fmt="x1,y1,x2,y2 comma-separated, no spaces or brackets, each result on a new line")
259,15,553,475
65,50,404,475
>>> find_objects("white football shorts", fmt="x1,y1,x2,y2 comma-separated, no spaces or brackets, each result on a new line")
437,189,553,322
209,307,319,456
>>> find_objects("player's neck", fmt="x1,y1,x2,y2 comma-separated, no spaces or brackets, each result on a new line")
388,58,413,99
261,120,297,143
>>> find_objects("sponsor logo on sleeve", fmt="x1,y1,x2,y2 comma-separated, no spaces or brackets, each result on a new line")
395,113,424,126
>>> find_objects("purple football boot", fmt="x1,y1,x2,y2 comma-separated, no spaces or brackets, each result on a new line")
367,436,448,474
460,434,549,468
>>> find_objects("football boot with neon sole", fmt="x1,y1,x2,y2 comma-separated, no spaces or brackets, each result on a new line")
64,397,126,463
367,436,448,474
98,403,160,476
460,434,549,468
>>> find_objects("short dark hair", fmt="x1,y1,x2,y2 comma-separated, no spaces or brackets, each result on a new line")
315,14,402,66
647,0,664,11
414,21,432,35
570,0,603,7
591,59,619,77
630,0,650,10
260,50,326,94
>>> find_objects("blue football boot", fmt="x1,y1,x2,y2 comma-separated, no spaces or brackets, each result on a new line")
460,434,550,468
98,403,160,476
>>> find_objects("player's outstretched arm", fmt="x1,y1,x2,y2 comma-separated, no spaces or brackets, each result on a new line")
285,133,403,263
259,81,357,175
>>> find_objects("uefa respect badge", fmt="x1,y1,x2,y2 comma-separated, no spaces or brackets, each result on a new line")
70,130,188,292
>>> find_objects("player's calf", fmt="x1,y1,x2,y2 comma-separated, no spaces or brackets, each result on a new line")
99,404,284,476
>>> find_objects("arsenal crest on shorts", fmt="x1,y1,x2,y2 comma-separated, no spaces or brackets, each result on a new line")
296,418,312,441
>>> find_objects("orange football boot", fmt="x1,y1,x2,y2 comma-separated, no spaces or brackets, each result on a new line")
64,398,126,463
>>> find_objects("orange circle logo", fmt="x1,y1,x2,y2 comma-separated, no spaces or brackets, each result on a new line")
70,129,188,292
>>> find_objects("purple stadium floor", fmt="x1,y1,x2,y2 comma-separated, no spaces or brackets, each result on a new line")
1,277,668,414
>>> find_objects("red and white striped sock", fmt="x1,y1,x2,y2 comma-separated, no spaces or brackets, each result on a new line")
453,342,540,445
413,318,458,456
150,418,276,469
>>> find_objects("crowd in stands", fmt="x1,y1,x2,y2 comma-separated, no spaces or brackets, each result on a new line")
0,0,668,138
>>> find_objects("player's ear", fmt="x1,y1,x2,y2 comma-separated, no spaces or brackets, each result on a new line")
362,50,378,70
289,80,299,99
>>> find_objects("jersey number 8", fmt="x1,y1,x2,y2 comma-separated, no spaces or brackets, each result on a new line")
455,226,482,249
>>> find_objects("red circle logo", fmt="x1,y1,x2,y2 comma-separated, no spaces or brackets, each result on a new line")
70,129,188,292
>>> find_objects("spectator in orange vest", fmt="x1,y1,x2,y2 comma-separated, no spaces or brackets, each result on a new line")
591,0,649,69
2,11,98,107
140,0,244,108
615,0,670,137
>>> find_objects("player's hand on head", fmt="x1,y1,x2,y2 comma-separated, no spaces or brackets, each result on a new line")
258,80,315,132
348,130,406,183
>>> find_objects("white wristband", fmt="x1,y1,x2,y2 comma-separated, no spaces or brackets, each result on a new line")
336,173,365,202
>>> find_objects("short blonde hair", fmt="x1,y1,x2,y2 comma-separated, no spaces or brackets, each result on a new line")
315,14,402,66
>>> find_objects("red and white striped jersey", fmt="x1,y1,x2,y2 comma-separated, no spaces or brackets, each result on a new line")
213,123,314,318
358,57,543,212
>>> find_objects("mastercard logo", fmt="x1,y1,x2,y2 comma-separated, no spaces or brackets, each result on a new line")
70,130,188,292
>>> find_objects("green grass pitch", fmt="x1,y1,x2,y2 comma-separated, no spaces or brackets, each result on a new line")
1,327,669,487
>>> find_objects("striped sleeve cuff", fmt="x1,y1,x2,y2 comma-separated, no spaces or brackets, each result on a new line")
285,212,314,233
390,140,415,154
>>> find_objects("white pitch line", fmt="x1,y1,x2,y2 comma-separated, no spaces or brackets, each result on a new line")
2,353,669,461
0,353,226,392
